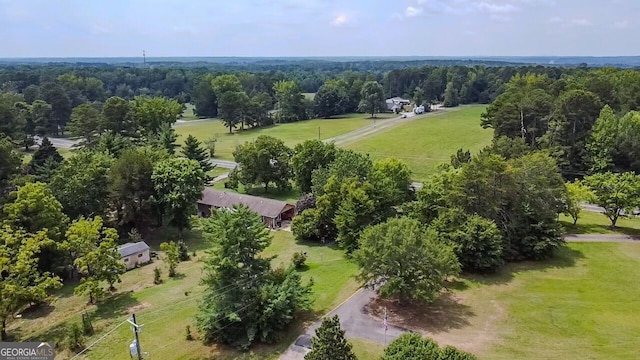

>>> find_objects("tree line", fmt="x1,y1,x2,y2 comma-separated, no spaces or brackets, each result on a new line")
4,63,640,137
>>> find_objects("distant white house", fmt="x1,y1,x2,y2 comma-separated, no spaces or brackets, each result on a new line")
118,241,151,270
385,97,411,111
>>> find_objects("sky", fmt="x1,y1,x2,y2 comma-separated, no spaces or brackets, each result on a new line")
0,0,638,57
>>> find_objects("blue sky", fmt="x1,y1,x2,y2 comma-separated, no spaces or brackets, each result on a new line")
0,0,638,57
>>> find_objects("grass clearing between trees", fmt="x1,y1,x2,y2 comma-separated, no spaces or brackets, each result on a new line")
371,242,640,360
560,210,640,236
8,230,356,360
345,105,492,181
174,113,394,161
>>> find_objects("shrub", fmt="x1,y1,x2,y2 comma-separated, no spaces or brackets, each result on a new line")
153,267,162,284
185,325,193,340
65,323,84,352
291,251,308,269
439,345,477,360
177,240,190,261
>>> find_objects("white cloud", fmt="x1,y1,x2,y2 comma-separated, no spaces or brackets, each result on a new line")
571,18,592,27
473,2,519,14
548,16,562,24
613,20,630,29
405,6,423,17
331,14,348,26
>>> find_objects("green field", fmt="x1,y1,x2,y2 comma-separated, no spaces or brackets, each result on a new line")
560,210,640,236
174,113,394,160
9,230,357,360
367,242,640,360
345,105,492,181
180,103,201,120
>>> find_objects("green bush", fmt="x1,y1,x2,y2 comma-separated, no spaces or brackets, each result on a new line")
185,325,193,341
291,251,308,269
178,240,190,261
153,267,162,284
65,323,84,352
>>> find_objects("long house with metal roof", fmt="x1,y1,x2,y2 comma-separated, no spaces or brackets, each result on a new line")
197,188,295,228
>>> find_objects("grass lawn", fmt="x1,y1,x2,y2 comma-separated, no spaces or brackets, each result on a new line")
560,210,640,236
180,103,201,120
174,113,393,161
211,181,301,204
373,242,640,359
351,338,386,359
9,230,357,360
345,105,492,181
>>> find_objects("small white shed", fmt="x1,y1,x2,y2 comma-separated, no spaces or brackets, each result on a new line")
118,241,151,270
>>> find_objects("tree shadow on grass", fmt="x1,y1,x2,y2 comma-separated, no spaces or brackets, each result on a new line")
20,322,68,344
464,245,586,286
93,291,140,321
562,220,640,237
19,303,55,319
369,293,474,334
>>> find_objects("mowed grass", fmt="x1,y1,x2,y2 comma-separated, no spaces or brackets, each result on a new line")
174,113,392,160
560,210,640,236
10,230,357,360
380,243,640,359
345,105,492,181
483,242,640,359
180,103,201,120
350,338,386,359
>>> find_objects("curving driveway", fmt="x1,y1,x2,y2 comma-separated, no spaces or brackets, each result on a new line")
279,287,405,360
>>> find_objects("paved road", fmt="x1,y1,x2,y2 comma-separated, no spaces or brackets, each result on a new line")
35,136,79,149
279,288,405,360
564,234,640,242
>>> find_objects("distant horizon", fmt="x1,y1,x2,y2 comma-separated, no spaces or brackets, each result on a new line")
2,1,639,58
2,55,640,59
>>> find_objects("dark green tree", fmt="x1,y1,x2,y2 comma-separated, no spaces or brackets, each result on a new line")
109,147,155,230
152,157,205,235
182,135,214,175
291,140,339,193
212,74,248,133
50,151,113,220
67,103,103,147
273,80,306,123
358,81,385,118
304,315,356,360
196,205,313,349
131,96,182,137
314,83,346,118
28,137,64,182
443,82,459,107
102,96,134,135
192,74,218,118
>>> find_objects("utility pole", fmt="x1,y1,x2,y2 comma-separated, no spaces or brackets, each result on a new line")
131,314,143,360
142,50,146,67
318,126,320,140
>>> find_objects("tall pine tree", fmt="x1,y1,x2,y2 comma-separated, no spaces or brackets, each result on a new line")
29,137,64,182
182,134,214,175
305,315,356,360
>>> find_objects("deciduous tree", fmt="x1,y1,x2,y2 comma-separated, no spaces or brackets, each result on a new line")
233,135,293,192
130,96,182,137
67,103,103,147
0,226,62,340
354,217,460,303
564,181,595,225
314,83,346,118
358,81,385,118
50,151,113,220
291,140,338,193
382,333,440,360
152,158,205,234
102,96,134,135
583,172,640,227
160,241,180,277
273,80,306,123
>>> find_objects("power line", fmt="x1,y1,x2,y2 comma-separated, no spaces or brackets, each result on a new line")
70,319,130,360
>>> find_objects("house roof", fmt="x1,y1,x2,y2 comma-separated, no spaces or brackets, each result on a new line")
198,188,293,218
118,241,150,257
